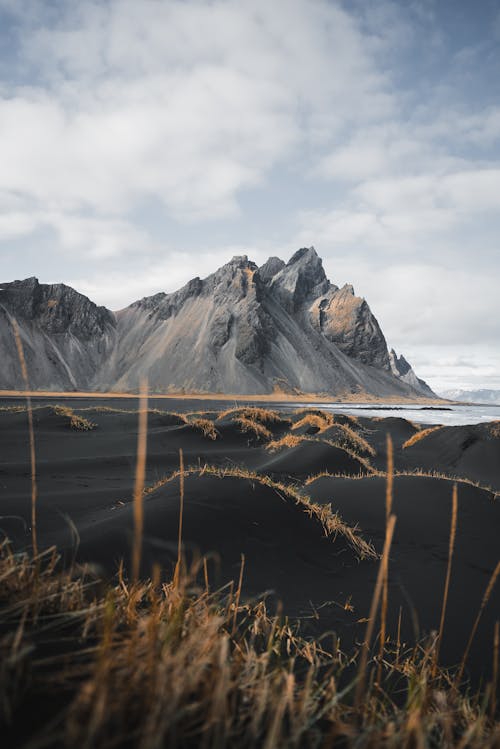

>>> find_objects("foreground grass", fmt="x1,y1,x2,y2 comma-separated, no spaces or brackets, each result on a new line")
1,542,499,748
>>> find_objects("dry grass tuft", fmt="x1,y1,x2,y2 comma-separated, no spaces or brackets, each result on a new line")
331,423,376,456
188,417,219,440
266,434,305,452
1,534,499,747
403,425,442,449
489,421,500,439
292,412,334,432
217,406,283,424
291,412,375,457
53,405,97,431
234,415,272,440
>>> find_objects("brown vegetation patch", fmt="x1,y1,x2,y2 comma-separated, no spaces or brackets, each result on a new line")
488,421,500,439
234,416,272,440
402,425,442,449
188,417,219,440
217,406,283,424
53,405,97,431
266,434,305,452
1,535,499,747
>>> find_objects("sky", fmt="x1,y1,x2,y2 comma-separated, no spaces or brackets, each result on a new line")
0,0,499,394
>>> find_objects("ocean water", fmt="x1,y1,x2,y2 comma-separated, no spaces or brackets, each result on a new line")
290,403,500,426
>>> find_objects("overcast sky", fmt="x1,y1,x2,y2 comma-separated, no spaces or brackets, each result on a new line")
0,0,499,393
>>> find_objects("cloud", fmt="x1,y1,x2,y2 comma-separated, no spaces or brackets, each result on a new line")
0,0,394,233
0,0,498,393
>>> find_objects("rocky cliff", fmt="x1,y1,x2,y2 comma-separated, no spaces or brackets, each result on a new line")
0,277,116,390
0,249,435,397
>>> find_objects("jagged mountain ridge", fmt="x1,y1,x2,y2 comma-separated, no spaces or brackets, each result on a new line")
0,249,435,397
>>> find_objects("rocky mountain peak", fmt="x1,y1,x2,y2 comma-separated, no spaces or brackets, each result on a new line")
257,256,285,284
389,348,434,396
389,349,412,377
0,277,115,339
269,246,330,311
0,249,436,398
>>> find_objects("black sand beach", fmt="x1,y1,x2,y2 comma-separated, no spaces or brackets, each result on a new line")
1,395,499,688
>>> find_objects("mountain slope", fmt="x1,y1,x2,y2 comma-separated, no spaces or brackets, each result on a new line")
0,250,435,397
0,277,116,390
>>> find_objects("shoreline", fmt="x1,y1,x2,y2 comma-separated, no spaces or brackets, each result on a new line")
0,388,450,406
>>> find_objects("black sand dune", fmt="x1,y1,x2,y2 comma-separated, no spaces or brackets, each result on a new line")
73,473,367,617
395,422,500,491
305,473,500,678
1,397,499,682
259,440,371,479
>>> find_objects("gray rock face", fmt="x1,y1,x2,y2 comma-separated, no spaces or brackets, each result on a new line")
309,283,391,370
0,277,116,390
0,250,436,397
389,349,434,397
269,247,331,312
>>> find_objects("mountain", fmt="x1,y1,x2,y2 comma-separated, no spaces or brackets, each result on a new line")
0,248,435,398
439,388,500,405
389,349,435,398
0,277,116,390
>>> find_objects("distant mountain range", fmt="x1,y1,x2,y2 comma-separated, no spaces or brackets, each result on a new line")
0,247,435,398
439,389,500,405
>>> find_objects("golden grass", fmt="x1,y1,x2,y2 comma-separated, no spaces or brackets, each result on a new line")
393,468,499,498
291,412,376,457
217,406,283,423
234,415,272,440
188,417,219,440
267,433,305,452
304,469,382,484
402,425,443,449
378,434,394,683
131,380,148,583
266,433,376,476
434,484,458,675
0,388,449,405
489,421,500,439
53,405,97,431
292,412,335,431
12,320,38,557
4,540,499,748
355,514,397,709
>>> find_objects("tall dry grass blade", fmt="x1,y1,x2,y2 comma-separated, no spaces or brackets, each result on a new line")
12,319,38,557
378,434,394,683
457,560,500,685
232,553,245,635
491,620,499,720
355,513,397,710
385,433,393,521
132,378,148,583
174,448,185,588
434,483,458,674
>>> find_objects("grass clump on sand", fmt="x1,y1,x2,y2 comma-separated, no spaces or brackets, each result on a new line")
292,411,375,456
292,412,334,432
2,537,500,748
403,425,442,449
53,405,97,431
217,406,283,423
489,421,500,439
266,434,376,475
234,415,272,440
187,417,219,440
267,433,305,452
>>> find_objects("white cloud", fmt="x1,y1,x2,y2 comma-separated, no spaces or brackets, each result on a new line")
0,0,394,234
